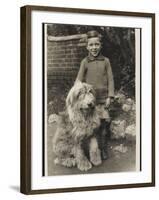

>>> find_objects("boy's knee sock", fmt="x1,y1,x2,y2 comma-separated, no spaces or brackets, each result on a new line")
100,133,108,160
100,120,110,138
100,120,110,160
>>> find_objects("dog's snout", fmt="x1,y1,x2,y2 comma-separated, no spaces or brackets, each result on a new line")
88,102,95,108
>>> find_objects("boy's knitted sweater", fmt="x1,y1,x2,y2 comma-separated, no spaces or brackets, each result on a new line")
76,54,114,104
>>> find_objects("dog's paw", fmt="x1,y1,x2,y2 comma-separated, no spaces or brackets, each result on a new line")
77,158,92,171
90,149,102,166
62,158,76,167
54,157,76,167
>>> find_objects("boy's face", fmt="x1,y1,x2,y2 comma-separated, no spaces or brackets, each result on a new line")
86,37,102,57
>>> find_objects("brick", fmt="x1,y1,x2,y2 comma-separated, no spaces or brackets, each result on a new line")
47,35,87,89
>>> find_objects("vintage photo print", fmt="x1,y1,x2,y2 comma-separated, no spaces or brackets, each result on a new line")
43,23,141,176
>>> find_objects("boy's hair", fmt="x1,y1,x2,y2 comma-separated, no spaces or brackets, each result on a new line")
86,30,102,42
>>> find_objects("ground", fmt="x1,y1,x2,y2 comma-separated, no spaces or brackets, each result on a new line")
46,123,136,176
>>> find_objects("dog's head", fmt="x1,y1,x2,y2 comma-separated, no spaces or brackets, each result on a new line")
66,81,96,114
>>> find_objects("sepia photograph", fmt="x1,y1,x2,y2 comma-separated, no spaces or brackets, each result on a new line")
44,23,141,176
20,6,155,194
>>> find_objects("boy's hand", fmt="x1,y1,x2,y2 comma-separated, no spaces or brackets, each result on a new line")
105,98,111,108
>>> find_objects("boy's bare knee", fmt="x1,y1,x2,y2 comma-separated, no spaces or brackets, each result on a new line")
89,137,98,151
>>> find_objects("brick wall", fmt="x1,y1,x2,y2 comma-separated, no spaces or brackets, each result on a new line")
47,34,87,100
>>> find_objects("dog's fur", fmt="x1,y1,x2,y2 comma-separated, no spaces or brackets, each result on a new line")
52,81,102,171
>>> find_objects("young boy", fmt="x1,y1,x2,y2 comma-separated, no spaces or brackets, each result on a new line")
76,30,114,160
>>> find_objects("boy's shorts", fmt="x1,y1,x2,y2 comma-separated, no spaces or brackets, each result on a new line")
96,104,110,121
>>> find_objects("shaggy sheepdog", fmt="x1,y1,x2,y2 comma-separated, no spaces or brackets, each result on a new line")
52,81,102,171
